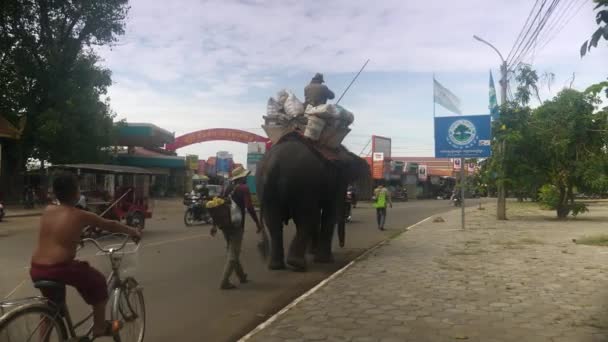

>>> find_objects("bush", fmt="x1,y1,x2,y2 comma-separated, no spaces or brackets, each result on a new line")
570,202,589,217
538,184,559,210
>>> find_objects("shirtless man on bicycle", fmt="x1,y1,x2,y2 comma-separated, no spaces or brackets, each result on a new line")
30,172,141,338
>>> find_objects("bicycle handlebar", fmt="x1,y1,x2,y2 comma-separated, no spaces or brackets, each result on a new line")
80,233,138,254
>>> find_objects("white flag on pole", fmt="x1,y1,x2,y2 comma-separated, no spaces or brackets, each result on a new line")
434,79,462,114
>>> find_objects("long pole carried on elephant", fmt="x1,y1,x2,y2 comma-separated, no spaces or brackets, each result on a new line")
335,59,370,105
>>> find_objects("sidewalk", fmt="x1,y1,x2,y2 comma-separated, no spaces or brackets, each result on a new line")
4,205,43,218
2,197,186,219
244,202,608,342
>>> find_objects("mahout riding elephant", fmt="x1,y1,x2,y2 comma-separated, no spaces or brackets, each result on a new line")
256,134,369,271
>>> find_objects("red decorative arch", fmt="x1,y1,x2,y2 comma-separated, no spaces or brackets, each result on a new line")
165,128,269,151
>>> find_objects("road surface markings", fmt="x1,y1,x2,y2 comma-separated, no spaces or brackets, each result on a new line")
3,280,26,300
144,232,210,247
238,214,435,342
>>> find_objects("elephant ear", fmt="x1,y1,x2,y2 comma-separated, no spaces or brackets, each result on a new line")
342,152,370,183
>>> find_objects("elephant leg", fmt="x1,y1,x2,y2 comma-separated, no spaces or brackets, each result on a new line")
264,204,286,270
315,205,337,263
307,213,321,256
288,207,320,271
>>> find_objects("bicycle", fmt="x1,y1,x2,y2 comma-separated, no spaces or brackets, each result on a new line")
0,234,145,342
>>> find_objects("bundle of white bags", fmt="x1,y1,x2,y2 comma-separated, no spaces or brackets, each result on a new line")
265,89,304,120
264,88,355,144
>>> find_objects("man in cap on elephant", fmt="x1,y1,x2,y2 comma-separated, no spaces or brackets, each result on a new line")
304,73,335,107
212,166,263,290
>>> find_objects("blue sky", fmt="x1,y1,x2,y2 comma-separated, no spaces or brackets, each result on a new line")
97,0,608,164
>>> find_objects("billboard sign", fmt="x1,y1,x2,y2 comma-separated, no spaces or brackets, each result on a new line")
452,158,462,170
434,115,492,158
247,142,266,154
372,135,391,159
185,154,199,171
418,164,428,181
372,152,384,179
216,151,233,177
467,163,476,173
247,153,264,176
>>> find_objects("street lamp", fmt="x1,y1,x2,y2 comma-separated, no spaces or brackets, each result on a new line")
473,34,508,220
473,35,507,104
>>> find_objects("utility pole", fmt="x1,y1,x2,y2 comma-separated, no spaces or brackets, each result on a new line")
473,35,508,220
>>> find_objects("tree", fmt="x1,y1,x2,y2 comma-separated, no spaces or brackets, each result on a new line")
581,0,608,57
531,89,608,218
487,104,547,202
0,0,129,197
514,64,541,106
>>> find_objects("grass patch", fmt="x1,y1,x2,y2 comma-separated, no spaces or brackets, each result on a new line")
574,235,608,247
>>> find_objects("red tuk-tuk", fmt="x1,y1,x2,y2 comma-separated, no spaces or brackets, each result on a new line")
50,164,153,229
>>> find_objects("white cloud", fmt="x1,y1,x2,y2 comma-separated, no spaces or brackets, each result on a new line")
97,0,608,159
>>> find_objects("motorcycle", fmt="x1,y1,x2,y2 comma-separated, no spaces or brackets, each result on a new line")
0,202,4,222
345,190,353,223
183,193,213,226
451,192,462,207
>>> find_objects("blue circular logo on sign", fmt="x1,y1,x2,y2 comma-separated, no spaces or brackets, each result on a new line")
447,119,478,148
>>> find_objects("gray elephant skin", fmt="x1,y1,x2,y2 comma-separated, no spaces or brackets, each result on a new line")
256,135,369,271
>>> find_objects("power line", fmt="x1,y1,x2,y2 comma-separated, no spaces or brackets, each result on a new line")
527,0,576,63
537,0,587,52
509,0,561,68
536,0,578,44
507,0,548,67
507,0,543,62
509,0,562,69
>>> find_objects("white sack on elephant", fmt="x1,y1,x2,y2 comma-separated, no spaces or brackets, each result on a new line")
283,91,305,116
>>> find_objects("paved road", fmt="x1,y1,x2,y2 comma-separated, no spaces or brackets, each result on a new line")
0,198,480,341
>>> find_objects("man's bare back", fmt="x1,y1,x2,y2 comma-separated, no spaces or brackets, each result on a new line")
31,205,84,265
32,204,140,266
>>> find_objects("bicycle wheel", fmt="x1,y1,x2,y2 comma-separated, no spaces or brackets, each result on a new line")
0,304,67,342
111,277,145,342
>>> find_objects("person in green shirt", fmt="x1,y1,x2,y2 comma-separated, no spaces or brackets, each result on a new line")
373,182,392,230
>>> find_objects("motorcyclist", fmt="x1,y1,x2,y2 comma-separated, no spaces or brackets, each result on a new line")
194,183,210,200
347,184,358,208
451,189,462,205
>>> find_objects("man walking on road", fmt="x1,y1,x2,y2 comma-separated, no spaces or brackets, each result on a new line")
373,182,392,230
212,166,263,290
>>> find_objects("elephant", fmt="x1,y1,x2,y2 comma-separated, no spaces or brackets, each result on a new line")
256,134,369,271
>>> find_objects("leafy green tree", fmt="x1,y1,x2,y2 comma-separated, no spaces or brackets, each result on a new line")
531,89,608,218
487,104,547,202
514,64,540,106
0,0,129,197
581,0,608,57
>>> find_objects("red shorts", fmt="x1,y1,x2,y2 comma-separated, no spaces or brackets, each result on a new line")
30,260,108,305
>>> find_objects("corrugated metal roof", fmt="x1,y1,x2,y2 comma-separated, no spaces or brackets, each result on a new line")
51,164,154,175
